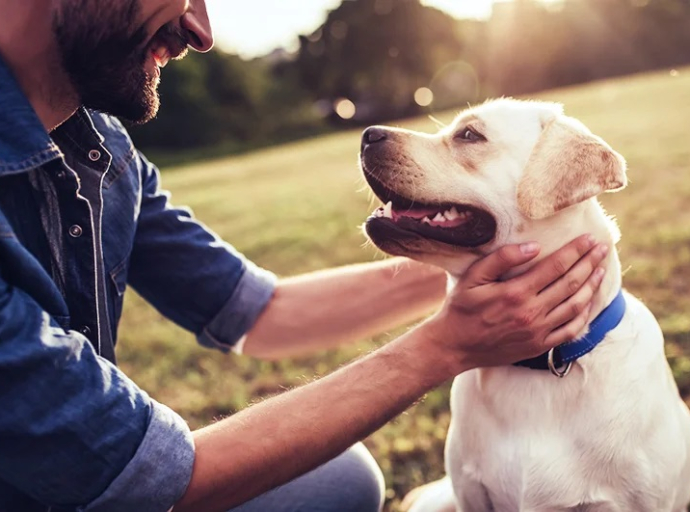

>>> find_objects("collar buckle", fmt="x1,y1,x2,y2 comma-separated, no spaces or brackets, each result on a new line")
514,290,626,374
547,347,572,378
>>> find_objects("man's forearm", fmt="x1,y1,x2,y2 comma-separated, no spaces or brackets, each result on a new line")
242,258,447,359
174,322,461,512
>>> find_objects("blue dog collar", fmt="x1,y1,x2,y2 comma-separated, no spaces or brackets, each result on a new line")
514,289,626,376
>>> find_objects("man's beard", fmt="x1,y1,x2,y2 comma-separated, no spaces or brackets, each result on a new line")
52,0,187,124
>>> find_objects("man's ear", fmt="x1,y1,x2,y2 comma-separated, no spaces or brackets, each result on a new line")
517,117,627,220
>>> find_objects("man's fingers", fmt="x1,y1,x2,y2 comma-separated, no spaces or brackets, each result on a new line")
542,267,603,329
516,234,598,293
537,244,608,310
465,242,541,287
543,303,592,349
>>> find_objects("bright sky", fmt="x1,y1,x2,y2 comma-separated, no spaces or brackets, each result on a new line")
206,0,496,59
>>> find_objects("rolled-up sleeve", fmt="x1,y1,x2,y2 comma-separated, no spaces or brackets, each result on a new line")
0,276,194,511
128,152,276,352
84,403,194,512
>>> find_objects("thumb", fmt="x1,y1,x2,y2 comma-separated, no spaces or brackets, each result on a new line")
465,242,541,286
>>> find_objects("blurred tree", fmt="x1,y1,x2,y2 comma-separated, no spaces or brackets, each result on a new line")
480,0,690,96
129,51,264,150
295,0,464,122
129,50,324,152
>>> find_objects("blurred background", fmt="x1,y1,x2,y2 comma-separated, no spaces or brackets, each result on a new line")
129,0,690,162
118,1,690,510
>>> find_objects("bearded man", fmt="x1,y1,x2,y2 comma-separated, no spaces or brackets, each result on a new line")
0,1,607,511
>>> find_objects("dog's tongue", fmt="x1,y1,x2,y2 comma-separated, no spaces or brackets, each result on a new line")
392,205,441,220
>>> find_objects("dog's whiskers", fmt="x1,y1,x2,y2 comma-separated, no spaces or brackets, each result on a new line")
428,115,447,129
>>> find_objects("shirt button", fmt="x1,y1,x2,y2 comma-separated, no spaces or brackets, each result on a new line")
68,225,83,238
79,325,92,337
88,149,102,162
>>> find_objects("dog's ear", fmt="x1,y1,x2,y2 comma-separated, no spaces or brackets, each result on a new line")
517,117,627,220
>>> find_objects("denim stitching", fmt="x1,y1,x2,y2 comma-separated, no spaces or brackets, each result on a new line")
104,147,136,189
565,341,598,362
0,146,62,173
200,326,233,348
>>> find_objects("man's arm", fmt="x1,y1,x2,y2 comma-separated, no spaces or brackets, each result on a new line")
241,258,447,359
174,236,607,512
128,150,446,360
127,152,277,354
0,276,194,511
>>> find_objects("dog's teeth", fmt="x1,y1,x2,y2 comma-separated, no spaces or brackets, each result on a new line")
422,216,431,224
383,201,393,219
433,213,445,223
444,208,459,221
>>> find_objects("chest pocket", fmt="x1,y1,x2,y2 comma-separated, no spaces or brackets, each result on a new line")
92,111,142,276
97,120,142,341
108,257,129,339
80,111,144,343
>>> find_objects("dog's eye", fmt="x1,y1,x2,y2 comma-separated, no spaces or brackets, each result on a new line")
456,127,485,142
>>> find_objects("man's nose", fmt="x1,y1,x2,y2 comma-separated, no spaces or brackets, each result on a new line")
182,0,214,52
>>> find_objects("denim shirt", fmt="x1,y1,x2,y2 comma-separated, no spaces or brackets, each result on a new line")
0,58,276,511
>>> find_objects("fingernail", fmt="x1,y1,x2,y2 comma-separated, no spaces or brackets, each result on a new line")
597,244,610,257
586,234,596,246
595,267,606,280
520,242,540,255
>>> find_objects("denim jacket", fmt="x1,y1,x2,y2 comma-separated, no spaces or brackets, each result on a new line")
0,57,276,511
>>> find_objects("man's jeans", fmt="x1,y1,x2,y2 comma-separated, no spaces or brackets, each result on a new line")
230,444,385,512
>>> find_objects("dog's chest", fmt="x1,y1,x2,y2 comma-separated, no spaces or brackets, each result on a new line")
446,369,629,510
444,304,689,511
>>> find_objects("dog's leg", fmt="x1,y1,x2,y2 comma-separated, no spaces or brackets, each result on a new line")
455,478,493,512
402,476,458,512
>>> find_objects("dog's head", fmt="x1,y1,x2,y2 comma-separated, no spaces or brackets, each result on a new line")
360,98,627,274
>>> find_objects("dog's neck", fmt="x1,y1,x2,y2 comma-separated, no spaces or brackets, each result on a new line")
513,199,622,332
448,199,622,336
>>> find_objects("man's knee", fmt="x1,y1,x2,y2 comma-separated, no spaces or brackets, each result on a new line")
228,443,385,512
330,443,385,512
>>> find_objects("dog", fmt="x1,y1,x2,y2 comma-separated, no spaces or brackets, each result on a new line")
359,98,690,511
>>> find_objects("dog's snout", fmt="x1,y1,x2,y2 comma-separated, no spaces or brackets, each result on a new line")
362,127,388,147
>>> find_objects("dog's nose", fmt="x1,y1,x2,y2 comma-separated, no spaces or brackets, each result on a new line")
362,127,388,146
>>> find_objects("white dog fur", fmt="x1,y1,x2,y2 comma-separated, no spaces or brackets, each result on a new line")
360,99,690,511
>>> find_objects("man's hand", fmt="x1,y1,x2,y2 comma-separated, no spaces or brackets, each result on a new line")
425,234,609,372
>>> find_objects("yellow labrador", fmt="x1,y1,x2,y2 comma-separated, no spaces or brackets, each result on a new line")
360,99,690,512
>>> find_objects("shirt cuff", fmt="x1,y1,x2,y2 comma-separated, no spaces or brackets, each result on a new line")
197,260,276,353
82,402,195,512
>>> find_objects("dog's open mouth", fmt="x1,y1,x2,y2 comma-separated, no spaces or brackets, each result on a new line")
365,175,497,248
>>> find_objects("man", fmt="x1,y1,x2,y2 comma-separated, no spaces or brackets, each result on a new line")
0,1,608,511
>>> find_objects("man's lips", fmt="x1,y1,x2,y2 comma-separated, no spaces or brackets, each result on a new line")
151,45,171,68
147,24,189,70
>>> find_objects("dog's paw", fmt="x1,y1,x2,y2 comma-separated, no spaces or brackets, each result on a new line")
401,477,456,512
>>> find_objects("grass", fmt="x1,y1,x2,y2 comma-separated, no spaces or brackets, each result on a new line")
117,66,690,510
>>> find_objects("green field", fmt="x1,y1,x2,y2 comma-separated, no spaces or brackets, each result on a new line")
118,67,690,510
